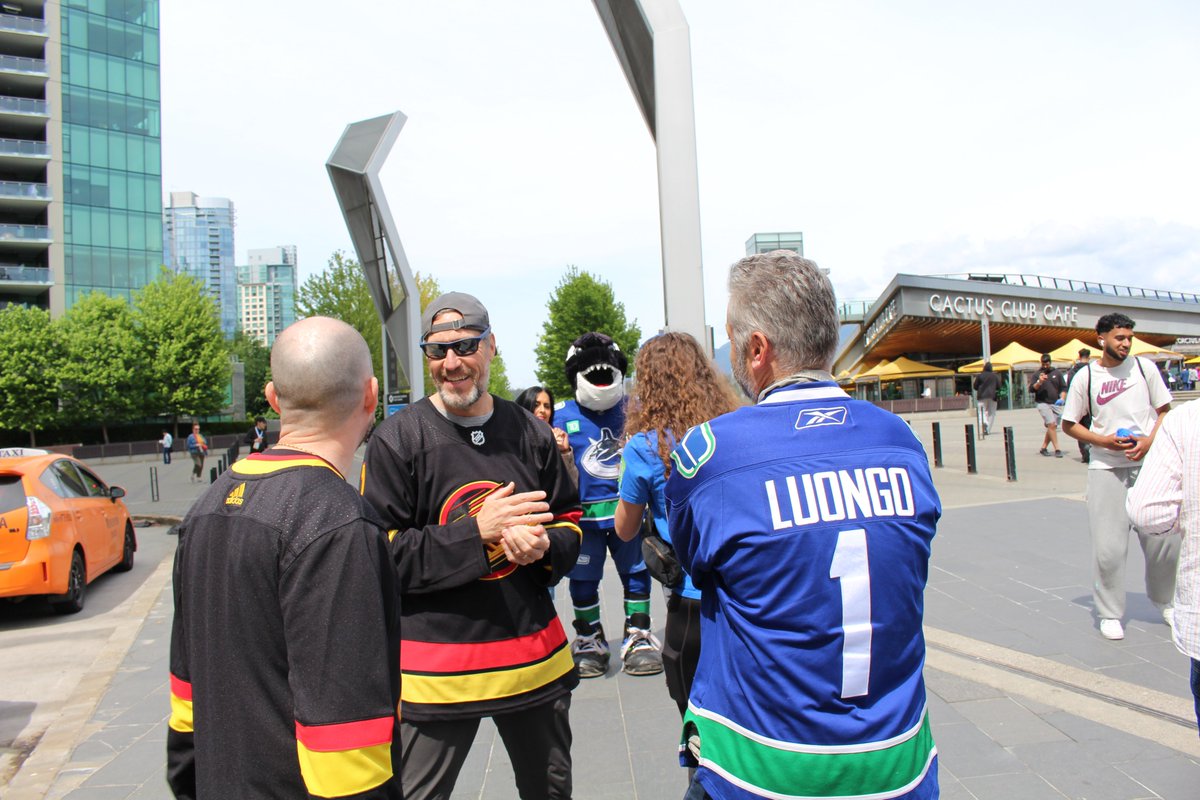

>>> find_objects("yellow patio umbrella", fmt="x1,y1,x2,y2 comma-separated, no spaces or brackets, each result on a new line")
957,340,1044,373
1187,355,1200,366
871,356,954,382
854,358,889,381
1048,338,1096,367
1128,337,1184,361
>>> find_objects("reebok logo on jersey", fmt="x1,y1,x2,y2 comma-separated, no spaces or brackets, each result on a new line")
795,407,848,430
224,482,246,507
1096,379,1132,406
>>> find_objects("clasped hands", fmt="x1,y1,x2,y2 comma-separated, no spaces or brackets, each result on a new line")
476,482,553,566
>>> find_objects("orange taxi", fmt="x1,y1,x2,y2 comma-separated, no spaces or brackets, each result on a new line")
0,447,135,614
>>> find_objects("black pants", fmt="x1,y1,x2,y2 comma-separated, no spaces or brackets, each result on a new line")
664,592,703,717
400,694,572,799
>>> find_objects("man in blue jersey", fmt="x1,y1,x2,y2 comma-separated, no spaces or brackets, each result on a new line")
556,332,663,677
666,250,941,800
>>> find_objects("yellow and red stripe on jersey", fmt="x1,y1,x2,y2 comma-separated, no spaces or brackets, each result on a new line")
295,716,394,798
168,673,193,733
401,617,574,705
232,451,343,479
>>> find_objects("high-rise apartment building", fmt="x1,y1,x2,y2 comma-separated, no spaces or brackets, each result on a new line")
163,190,237,335
0,1,163,313
237,245,296,346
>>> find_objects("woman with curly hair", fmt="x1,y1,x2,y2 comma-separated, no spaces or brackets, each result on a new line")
614,332,740,715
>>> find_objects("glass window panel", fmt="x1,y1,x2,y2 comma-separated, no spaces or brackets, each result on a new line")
71,209,90,244
124,136,143,172
90,129,108,168
145,30,158,65
72,245,93,285
72,126,88,162
108,134,126,170
92,208,110,246
88,54,107,91
144,67,159,101
67,13,88,45
144,138,160,174
108,59,125,94
90,170,109,206
109,172,127,209
128,216,146,250
110,210,128,247
126,60,143,98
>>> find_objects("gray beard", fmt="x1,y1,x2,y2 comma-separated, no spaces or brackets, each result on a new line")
731,349,754,400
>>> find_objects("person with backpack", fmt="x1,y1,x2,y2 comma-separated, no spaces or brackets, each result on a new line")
1062,313,1177,642
1066,348,1093,462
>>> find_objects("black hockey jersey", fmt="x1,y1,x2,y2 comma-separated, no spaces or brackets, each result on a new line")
168,450,401,799
362,396,582,721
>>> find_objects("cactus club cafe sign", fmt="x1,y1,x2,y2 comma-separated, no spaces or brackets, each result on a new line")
927,293,1080,325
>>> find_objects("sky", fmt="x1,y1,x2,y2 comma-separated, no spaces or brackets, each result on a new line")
159,1,1200,387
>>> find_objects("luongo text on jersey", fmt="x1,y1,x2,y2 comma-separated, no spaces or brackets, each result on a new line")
765,467,916,530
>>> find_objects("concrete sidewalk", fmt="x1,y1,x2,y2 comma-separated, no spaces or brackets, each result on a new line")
8,404,1200,798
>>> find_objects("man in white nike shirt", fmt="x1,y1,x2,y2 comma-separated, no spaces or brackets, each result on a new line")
1063,312,1177,641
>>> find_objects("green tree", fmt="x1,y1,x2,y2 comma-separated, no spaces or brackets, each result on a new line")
0,305,65,446
230,332,271,418
298,251,385,393
58,292,143,444
534,266,641,399
134,269,230,432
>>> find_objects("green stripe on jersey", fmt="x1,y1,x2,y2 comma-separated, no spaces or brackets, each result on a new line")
684,706,935,798
582,500,618,520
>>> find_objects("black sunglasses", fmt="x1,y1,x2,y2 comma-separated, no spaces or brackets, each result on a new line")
419,327,491,360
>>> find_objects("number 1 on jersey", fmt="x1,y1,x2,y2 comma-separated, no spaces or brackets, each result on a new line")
829,528,872,698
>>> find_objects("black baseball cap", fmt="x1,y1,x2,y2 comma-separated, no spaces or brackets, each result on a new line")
421,292,490,340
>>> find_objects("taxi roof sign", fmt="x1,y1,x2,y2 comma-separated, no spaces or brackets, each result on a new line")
0,448,50,458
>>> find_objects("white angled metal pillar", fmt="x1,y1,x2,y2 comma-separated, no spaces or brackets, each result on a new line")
592,0,710,352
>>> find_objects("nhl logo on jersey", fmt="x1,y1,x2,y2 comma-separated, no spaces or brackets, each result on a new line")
795,406,848,430
470,430,486,446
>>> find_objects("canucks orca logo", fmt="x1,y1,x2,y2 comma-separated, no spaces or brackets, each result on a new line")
439,480,516,581
581,427,622,480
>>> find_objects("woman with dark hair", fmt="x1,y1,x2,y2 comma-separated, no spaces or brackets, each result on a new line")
613,332,740,716
514,385,577,486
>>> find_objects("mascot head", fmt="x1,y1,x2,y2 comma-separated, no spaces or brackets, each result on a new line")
565,332,627,412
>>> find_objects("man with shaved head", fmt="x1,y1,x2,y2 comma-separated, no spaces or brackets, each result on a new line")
168,317,402,799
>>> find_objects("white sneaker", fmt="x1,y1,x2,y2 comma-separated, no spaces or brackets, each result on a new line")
1099,619,1125,640
1163,607,1175,629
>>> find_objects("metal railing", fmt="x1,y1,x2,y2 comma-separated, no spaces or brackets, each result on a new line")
0,264,50,282
837,300,873,322
933,273,1200,304
0,95,47,115
0,13,47,35
0,180,48,199
0,223,50,240
0,54,46,75
0,137,47,157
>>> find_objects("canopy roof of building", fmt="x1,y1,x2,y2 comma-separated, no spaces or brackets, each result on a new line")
835,273,1200,377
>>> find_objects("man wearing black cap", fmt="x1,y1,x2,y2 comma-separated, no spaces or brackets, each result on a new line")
1030,353,1067,457
361,292,582,799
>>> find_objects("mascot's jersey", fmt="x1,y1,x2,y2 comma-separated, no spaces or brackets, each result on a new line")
555,398,624,530
361,397,583,721
666,382,940,800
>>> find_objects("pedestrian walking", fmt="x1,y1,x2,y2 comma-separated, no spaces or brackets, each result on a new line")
1066,348,1093,463
185,423,207,483
973,362,1001,435
160,430,173,465
1062,312,1177,641
1031,353,1068,457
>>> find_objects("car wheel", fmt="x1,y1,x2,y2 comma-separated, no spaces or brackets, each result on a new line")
114,523,135,573
52,550,87,615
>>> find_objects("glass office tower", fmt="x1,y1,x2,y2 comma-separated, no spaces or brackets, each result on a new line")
0,0,163,312
163,191,237,335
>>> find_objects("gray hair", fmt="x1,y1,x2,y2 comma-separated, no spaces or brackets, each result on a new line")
727,250,839,372
271,317,373,425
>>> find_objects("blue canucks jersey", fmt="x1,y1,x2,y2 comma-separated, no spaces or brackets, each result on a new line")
555,398,625,531
665,382,940,800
